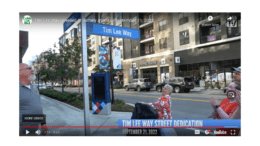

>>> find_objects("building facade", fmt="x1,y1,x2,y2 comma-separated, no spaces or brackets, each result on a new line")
122,13,240,89
19,31,29,63
173,13,240,88
58,13,241,88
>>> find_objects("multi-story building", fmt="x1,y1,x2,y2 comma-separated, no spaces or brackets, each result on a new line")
122,13,175,87
121,13,240,88
58,13,240,88
173,13,240,88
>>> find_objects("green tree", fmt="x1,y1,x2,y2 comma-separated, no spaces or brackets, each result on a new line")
53,36,95,92
63,35,95,95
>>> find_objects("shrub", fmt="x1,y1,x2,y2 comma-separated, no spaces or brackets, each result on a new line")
117,105,123,111
217,85,221,89
211,85,214,89
40,89,131,111
111,85,123,89
115,99,125,105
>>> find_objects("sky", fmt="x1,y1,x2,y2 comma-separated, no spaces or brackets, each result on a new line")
19,13,72,64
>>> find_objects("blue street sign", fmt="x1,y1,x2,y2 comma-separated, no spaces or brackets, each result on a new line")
63,13,81,33
86,23,140,40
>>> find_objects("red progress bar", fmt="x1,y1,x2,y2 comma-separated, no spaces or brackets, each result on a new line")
23,126,225,128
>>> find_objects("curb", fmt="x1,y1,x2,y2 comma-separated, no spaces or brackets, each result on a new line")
126,103,135,107
40,94,84,112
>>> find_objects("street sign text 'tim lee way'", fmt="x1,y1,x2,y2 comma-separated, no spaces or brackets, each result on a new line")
86,23,140,40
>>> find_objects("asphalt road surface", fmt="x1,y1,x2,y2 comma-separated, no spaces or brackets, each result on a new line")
52,87,227,136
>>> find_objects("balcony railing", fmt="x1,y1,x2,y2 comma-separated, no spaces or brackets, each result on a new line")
140,46,155,56
139,16,154,26
141,32,154,40
200,34,221,44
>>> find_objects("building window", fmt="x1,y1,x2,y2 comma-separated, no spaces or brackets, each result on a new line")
117,13,121,20
63,36,66,45
131,16,137,26
118,40,122,46
71,29,74,40
59,38,63,46
92,38,95,44
148,14,153,21
199,13,220,21
200,20,221,44
148,29,154,37
179,13,189,25
159,20,166,31
227,13,241,38
149,45,154,54
180,30,189,45
78,24,81,34
159,38,167,49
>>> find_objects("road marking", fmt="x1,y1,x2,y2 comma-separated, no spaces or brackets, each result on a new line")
114,93,209,102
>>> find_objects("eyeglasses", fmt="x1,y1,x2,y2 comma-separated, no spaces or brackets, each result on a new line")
20,67,32,71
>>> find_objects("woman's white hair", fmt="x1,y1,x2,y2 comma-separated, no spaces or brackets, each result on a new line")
164,84,173,94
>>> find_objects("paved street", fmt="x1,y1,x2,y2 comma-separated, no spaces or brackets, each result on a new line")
54,87,226,119
52,87,226,136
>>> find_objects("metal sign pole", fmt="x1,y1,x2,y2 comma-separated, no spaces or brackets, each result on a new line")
109,37,114,104
81,13,90,136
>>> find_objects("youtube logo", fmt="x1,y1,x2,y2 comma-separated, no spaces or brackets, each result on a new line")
205,129,211,135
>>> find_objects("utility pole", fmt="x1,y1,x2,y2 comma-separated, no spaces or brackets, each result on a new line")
109,37,114,104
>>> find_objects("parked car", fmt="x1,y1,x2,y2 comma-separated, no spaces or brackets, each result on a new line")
46,83,53,89
54,83,61,87
155,77,194,93
38,84,46,90
125,78,152,92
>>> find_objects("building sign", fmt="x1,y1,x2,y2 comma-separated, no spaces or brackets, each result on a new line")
140,61,157,66
175,57,180,63
99,46,109,69
86,23,140,40
113,47,121,69
63,13,81,33
161,58,166,65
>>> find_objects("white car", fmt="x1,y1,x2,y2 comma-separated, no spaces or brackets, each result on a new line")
55,83,62,87
46,83,53,89
38,84,46,90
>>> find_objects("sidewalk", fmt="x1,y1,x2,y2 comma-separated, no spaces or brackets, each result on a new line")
40,94,177,136
41,94,132,136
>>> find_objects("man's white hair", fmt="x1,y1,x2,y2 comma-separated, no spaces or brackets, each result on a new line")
164,84,173,94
